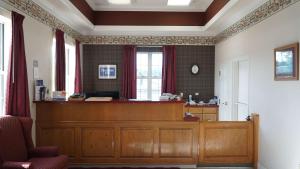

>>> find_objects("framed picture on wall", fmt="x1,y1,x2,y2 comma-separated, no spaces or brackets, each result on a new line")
98,65,117,79
274,43,299,81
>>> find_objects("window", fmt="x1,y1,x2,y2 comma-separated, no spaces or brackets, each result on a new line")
136,52,163,100
0,14,11,116
51,38,76,98
65,43,75,97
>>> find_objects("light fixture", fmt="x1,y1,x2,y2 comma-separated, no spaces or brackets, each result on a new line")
108,0,131,5
167,0,192,6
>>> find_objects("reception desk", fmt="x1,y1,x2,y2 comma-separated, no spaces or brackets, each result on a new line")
35,100,258,167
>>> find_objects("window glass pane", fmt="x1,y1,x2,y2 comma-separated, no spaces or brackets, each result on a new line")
152,79,161,91
0,75,3,98
151,90,161,101
152,53,162,77
65,44,75,97
137,53,148,77
0,98,3,115
0,24,3,71
137,90,148,100
137,79,147,90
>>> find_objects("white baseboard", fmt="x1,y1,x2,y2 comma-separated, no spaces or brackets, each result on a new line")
258,162,267,169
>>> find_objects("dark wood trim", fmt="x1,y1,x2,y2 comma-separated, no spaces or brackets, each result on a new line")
94,11,205,26
69,0,95,24
206,0,230,22
69,0,229,26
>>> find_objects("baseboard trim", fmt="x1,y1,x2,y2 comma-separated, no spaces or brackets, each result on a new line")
69,164,197,168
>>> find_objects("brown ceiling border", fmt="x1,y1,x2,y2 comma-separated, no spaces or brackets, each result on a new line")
70,0,229,26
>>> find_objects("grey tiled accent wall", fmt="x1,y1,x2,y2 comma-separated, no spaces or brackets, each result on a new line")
83,45,123,93
176,46,215,102
83,45,215,101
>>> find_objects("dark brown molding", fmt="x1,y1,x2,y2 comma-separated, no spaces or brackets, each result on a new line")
206,0,230,22
69,0,229,26
70,0,95,24
94,11,205,26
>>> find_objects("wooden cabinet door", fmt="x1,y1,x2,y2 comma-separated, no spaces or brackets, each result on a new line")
202,114,217,121
81,128,115,157
203,107,217,114
120,128,155,158
188,107,202,113
37,127,76,158
159,129,193,157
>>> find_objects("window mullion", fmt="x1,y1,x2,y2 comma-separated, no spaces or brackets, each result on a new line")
148,52,152,100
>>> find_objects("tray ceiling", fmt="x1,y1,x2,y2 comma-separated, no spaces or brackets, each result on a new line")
85,0,214,12
31,0,269,36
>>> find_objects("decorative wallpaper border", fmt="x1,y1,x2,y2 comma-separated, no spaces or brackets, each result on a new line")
3,0,82,40
2,0,300,45
216,0,300,42
80,35,216,46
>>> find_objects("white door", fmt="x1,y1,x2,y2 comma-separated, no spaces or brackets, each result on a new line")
234,60,249,121
219,63,233,121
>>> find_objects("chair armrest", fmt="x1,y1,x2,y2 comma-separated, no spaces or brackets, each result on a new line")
29,146,59,158
2,161,32,169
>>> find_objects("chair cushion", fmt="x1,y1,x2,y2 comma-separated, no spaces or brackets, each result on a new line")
0,116,28,162
29,155,68,169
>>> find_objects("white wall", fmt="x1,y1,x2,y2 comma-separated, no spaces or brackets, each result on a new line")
215,2,300,169
23,15,53,144
0,1,54,144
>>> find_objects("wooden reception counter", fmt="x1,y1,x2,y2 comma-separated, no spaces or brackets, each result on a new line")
35,100,258,167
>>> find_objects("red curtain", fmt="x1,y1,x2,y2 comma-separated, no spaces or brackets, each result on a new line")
55,29,66,91
74,40,82,93
6,11,30,117
162,46,176,94
122,45,137,99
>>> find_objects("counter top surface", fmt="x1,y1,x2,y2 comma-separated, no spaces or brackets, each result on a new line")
185,104,219,107
34,99,185,104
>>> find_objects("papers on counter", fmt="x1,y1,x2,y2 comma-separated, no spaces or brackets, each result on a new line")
85,97,113,102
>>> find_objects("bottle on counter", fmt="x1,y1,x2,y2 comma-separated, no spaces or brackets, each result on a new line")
188,94,192,102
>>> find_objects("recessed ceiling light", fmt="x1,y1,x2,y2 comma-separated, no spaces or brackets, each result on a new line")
108,0,131,5
167,0,192,6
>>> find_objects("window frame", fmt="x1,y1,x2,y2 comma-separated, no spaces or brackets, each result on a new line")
0,14,11,116
136,51,162,100
65,43,76,97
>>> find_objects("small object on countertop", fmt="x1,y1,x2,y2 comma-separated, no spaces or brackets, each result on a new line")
189,100,197,105
184,112,199,121
198,100,205,105
52,91,66,101
209,99,217,104
68,93,85,101
188,94,192,102
246,115,251,121
85,97,112,101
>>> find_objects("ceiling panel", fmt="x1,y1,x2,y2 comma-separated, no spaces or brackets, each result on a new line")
86,0,214,12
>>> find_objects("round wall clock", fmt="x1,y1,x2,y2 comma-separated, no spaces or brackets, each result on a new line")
191,64,199,75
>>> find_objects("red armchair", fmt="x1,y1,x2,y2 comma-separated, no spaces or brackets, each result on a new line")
0,116,68,169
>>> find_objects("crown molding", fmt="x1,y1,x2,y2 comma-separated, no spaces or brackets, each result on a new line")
1,0,300,45
216,0,300,42
2,0,82,40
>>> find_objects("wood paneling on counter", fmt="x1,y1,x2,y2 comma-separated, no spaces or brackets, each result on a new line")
199,122,254,164
35,102,258,165
36,101,184,122
37,121,199,164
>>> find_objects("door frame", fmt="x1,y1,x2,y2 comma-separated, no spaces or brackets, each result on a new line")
232,57,250,121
